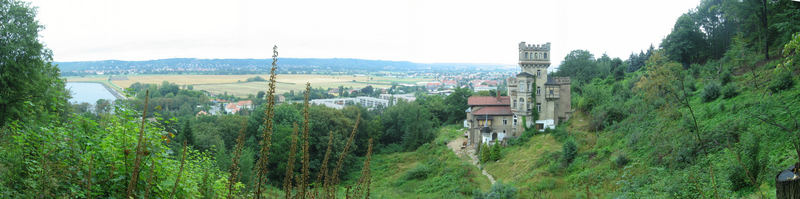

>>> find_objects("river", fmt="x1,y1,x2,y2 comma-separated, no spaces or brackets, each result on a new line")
66,82,119,104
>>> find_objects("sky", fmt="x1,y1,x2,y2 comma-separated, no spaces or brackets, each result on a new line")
29,0,700,67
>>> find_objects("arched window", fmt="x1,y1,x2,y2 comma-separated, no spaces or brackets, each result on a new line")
524,52,528,59
544,53,548,59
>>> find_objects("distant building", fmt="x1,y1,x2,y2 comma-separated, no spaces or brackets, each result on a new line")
473,85,497,92
224,100,254,114
379,93,416,104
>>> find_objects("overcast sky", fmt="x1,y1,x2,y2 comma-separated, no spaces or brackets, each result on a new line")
29,0,699,67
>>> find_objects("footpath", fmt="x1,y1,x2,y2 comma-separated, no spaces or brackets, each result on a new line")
446,134,496,185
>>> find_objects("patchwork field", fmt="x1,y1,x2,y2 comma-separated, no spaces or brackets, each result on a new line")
65,74,432,97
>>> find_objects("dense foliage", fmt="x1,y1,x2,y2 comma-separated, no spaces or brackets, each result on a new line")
0,0,70,126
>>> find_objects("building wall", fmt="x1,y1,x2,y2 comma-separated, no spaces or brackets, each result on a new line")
467,113,514,146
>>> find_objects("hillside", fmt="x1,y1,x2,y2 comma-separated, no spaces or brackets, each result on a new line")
481,52,800,198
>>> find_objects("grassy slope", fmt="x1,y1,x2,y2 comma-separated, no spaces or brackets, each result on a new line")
482,60,799,198
365,125,492,198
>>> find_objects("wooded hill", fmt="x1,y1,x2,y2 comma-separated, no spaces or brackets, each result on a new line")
477,0,800,197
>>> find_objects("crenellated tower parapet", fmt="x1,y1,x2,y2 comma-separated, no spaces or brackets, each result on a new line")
518,42,551,75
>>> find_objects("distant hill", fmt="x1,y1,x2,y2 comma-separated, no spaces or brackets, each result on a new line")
55,58,512,75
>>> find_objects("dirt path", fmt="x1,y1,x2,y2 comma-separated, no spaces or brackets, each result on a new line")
447,136,496,185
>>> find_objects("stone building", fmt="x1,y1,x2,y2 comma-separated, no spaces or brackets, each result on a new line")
465,95,514,146
466,42,571,146
507,42,571,130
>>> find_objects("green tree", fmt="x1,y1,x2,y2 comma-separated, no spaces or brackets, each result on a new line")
490,141,502,161
561,139,577,167
661,13,709,68
553,50,599,84
0,0,69,125
444,87,473,124
181,120,195,146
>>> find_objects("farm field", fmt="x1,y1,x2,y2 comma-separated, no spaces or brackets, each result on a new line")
65,74,432,97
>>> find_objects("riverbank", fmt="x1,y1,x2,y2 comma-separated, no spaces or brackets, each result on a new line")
69,80,126,100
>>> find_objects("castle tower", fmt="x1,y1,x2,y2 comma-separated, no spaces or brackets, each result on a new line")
507,41,568,133
518,42,551,77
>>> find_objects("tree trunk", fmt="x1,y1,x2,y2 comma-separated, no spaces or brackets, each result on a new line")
777,165,800,199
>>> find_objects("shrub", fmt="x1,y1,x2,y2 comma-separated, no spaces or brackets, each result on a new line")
473,181,517,199
722,85,738,99
552,128,569,142
614,154,630,168
403,163,432,180
508,129,535,146
701,83,721,102
532,178,556,192
561,140,578,167
720,70,732,86
768,71,794,92
728,132,764,191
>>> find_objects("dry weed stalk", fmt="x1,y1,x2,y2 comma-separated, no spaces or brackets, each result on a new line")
325,113,360,198
145,157,156,199
299,83,311,198
227,119,248,199
173,140,188,197
127,89,149,198
351,138,373,199
313,131,335,198
284,123,300,198
254,45,279,199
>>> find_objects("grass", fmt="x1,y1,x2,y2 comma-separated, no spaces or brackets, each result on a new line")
65,74,431,97
366,126,491,198
482,133,571,198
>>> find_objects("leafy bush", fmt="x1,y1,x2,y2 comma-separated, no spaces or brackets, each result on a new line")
403,163,432,180
701,83,721,102
531,178,556,192
614,154,630,168
473,181,518,199
551,127,570,142
561,140,578,167
728,133,764,191
507,129,536,146
768,71,794,92
720,70,732,86
722,85,738,99
245,76,266,82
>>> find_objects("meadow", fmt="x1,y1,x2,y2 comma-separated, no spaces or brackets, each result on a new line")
66,74,433,97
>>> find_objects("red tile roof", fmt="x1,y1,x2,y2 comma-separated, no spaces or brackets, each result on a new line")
237,100,253,106
471,106,513,116
468,96,510,106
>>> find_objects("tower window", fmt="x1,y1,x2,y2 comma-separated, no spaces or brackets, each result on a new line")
537,87,541,95
537,70,541,77
544,53,548,59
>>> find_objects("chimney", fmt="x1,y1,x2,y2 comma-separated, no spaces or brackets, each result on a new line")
496,89,501,102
